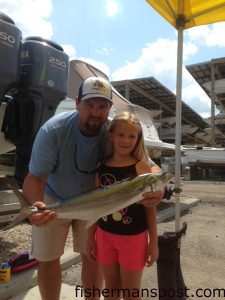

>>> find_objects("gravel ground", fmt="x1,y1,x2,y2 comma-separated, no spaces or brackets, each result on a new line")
0,223,32,263
0,223,73,263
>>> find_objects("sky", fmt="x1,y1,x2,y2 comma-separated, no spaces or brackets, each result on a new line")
1,0,225,118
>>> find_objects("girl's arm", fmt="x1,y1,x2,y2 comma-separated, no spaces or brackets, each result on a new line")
136,160,159,266
87,223,97,261
87,171,100,261
145,206,158,267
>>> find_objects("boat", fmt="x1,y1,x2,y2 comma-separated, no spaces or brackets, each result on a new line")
183,146,225,164
204,113,225,125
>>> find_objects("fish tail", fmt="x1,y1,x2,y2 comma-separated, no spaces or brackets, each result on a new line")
3,186,33,231
3,210,30,231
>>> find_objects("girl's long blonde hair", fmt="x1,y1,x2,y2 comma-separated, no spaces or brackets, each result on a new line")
106,111,149,161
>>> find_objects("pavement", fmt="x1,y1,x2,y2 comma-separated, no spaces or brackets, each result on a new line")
1,180,225,300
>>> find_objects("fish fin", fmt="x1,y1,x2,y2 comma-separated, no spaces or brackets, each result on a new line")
85,219,98,228
3,185,37,231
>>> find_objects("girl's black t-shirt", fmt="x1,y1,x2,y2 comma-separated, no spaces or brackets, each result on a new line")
97,162,147,235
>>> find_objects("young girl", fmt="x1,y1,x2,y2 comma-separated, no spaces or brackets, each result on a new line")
88,112,162,300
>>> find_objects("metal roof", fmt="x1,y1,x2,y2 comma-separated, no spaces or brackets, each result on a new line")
186,58,225,146
112,77,214,146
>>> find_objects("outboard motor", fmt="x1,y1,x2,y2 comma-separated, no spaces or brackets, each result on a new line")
0,12,22,103
2,36,69,186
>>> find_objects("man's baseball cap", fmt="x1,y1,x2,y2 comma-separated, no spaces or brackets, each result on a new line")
78,76,113,104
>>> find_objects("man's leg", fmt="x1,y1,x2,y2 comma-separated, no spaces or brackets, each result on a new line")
38,258,61,300
72,220,103,299
81,253,103,300
32,202,71,300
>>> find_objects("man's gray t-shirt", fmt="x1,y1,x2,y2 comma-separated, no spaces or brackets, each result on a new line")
29,111,106,201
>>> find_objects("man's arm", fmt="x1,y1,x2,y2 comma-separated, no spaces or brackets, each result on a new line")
23,172,56,226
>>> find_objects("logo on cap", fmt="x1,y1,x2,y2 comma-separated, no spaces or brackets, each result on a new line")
80,76,113,103
91,79,108,96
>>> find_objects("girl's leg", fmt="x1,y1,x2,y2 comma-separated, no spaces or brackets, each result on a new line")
102,263,121,300
120,268,143,300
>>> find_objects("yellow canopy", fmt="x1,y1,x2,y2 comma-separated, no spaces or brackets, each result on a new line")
146,0,225,29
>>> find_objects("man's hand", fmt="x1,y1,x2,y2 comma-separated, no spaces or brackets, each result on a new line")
138,191,163,207
28,202,56,226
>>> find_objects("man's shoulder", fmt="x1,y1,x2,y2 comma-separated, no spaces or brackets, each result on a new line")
42,111,78,132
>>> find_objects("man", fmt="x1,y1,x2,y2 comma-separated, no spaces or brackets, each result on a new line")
23,76,162,300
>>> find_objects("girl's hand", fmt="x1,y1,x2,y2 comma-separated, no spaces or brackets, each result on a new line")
87,238,97,261
87,224,97,261
146,241,159,267
28,202,56,226
139,191,162,207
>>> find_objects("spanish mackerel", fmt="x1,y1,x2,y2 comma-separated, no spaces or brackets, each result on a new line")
4,172,173,230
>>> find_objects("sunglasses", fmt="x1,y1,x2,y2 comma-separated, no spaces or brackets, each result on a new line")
74,143,103,174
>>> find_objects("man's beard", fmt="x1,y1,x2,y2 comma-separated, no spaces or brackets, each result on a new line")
84,118,102,135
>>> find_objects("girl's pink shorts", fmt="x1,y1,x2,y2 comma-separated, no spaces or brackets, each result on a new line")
96,226,148,271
